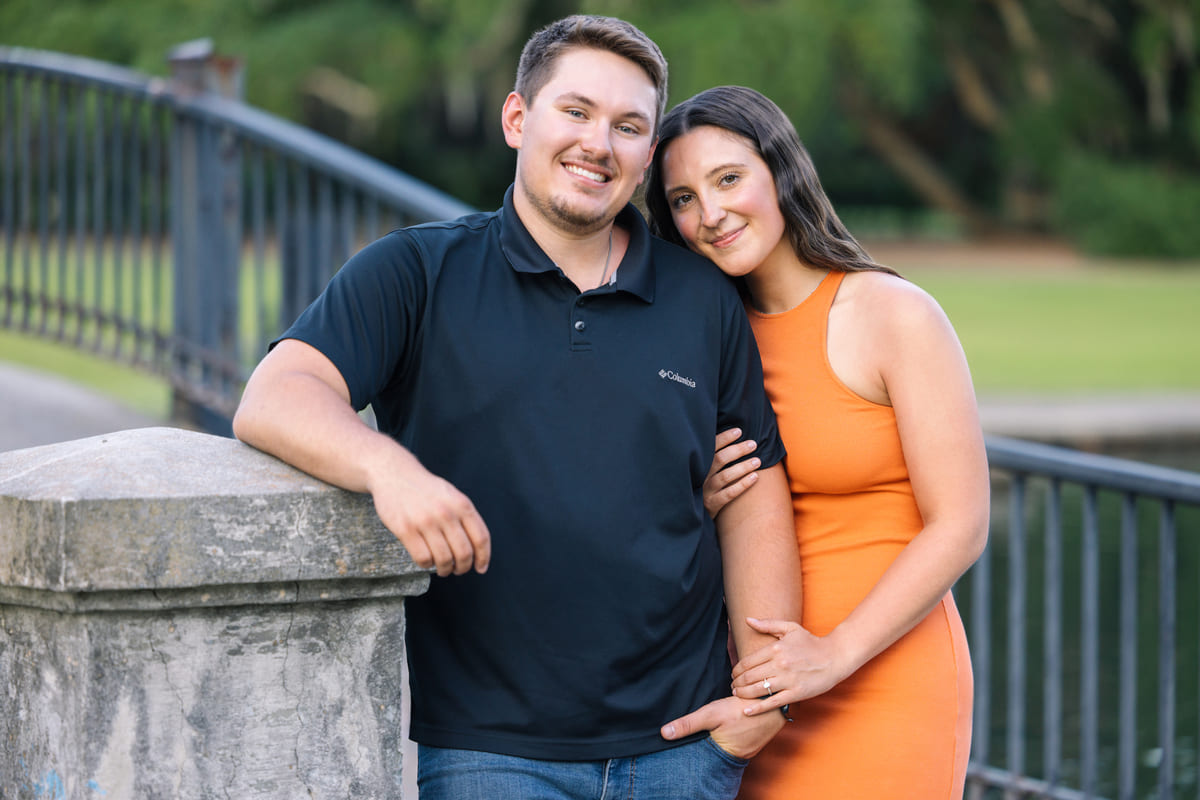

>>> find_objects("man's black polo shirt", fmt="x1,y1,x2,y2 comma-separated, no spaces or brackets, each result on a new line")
280,186,785,760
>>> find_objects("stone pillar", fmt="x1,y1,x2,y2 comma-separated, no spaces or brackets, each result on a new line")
0,427,429,799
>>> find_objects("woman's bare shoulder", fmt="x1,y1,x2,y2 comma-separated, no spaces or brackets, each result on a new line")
837,269,946,327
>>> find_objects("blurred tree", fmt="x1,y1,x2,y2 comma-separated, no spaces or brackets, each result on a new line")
3,0,1197,252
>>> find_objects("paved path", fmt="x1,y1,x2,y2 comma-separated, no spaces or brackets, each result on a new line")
0,362,163,452
977,391,1200,441
3,360,1200,458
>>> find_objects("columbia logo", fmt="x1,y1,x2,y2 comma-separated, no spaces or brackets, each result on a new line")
658,369,696,389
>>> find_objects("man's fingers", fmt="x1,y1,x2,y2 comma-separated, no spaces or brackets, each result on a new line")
375,478,490,576
660,705,716,741
442,521,479,576
398,521,486,577
462,510,492,573
421,527,459,577
396,530,435,571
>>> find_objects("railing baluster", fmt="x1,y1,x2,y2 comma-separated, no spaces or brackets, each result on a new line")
72,82,86,344
1008,474,1027,796
220,123,244,401
249,142,267,364
1081,485,1100,798
337,184,356,267
54,78,69,340
366,194,380,243
970,502,992,800
1118,493,1138,800
272,152,289,335
1159,501,1176,800
18,72,33,332
128,96,144,362
148,102,166,368
91,89,106,352
317,173,334,286
1045,479,1064,788
197,119,217,392
168,99,184,386
2,71,15,326
110,91,126,358
36,73,51,334
295,164,313,315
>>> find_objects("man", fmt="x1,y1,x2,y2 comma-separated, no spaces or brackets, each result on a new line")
233,15,800,799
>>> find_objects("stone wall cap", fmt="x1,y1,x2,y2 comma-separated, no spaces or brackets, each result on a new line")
0,427,329,500
1,427,430,593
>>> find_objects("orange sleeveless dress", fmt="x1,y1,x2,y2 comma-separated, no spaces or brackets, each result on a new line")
738,271,972,799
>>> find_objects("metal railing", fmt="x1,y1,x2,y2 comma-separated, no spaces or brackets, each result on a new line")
0,43,473,432
966,436,1200,799
3,44,1199,800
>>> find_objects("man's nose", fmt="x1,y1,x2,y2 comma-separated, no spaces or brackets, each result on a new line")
579,123,613,158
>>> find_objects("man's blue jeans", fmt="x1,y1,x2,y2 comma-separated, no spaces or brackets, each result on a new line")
417,738,748,799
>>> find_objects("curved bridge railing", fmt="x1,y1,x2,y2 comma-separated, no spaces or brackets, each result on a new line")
0,42,473,432
967,436,1200,799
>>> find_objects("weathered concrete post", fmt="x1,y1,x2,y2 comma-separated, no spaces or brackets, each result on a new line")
0,427,429,799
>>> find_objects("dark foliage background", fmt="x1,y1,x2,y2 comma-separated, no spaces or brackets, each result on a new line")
4,0,1198,255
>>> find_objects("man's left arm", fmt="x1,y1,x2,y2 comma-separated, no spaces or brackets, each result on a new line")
716,462,801,660
660,463,801,758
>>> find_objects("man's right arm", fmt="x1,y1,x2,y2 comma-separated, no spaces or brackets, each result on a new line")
232,338,491,576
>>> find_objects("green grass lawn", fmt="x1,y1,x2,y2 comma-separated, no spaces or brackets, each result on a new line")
2,244,1198,416
905,263,1200,392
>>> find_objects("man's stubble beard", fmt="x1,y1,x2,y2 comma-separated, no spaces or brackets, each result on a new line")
519,181,615,237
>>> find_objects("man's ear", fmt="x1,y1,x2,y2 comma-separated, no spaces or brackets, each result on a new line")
501,92,527,150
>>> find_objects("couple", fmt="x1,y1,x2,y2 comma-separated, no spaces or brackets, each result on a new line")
233,14,989,800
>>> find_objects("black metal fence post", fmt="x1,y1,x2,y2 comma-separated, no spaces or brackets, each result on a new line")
167,39,243,435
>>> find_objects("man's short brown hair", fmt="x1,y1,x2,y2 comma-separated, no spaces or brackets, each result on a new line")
514,15,668,135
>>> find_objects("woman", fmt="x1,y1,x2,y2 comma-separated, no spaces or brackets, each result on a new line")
646,86,990,799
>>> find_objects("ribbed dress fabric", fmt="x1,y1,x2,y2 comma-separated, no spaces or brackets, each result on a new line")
737,271,972,799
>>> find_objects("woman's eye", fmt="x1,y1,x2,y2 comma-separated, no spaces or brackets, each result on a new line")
670,193,693,210
719,173,739,186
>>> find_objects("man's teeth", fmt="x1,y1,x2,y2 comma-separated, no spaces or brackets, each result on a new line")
565,164,608,182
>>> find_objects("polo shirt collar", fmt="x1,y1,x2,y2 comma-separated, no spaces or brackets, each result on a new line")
498,184,656,303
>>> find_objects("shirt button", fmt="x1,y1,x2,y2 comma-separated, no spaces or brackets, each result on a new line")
574,320,586,332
